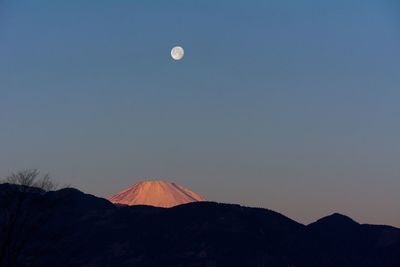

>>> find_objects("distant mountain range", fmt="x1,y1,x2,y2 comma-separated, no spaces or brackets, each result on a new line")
0,183,399,267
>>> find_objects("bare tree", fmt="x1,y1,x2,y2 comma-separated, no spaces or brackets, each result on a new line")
0,169,58,267
3,169,57,192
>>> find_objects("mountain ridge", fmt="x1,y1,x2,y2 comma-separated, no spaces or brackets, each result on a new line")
1,184,399,267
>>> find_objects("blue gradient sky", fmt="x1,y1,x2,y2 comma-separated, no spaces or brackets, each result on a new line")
1,0,399,226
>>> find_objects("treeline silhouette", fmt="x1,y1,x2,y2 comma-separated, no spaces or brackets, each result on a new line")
0,170,399,267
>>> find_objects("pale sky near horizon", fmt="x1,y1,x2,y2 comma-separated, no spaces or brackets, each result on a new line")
1,0,399,227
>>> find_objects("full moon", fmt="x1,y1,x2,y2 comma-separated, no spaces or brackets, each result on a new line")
171,46,184,60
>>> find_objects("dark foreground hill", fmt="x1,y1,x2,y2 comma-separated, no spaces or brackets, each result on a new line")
0,184,399,267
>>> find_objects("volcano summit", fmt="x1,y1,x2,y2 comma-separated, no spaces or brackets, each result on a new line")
109,180,206,208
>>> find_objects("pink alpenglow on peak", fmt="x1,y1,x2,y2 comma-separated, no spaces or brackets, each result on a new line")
109,180,207,208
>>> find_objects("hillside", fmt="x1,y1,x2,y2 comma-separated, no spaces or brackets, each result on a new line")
0,184,399,267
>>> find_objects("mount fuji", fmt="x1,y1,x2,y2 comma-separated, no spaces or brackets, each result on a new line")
109,180,206,208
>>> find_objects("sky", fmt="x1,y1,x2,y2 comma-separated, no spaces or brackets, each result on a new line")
0,0,399,227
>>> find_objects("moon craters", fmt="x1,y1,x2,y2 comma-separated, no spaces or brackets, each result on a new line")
171,46,184,61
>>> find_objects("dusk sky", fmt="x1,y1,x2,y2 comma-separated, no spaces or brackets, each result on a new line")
1,0,399,226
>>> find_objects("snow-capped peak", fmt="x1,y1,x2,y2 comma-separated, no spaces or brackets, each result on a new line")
109,180,206,208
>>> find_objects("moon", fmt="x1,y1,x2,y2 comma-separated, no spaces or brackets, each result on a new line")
171,46,184,61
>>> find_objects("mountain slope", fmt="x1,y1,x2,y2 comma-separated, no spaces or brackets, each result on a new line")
1,184,399,267
109,180,206,208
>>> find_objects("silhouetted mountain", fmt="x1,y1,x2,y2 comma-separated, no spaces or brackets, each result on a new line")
309,213,400,267
309,213,361,243
0,184,399,267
